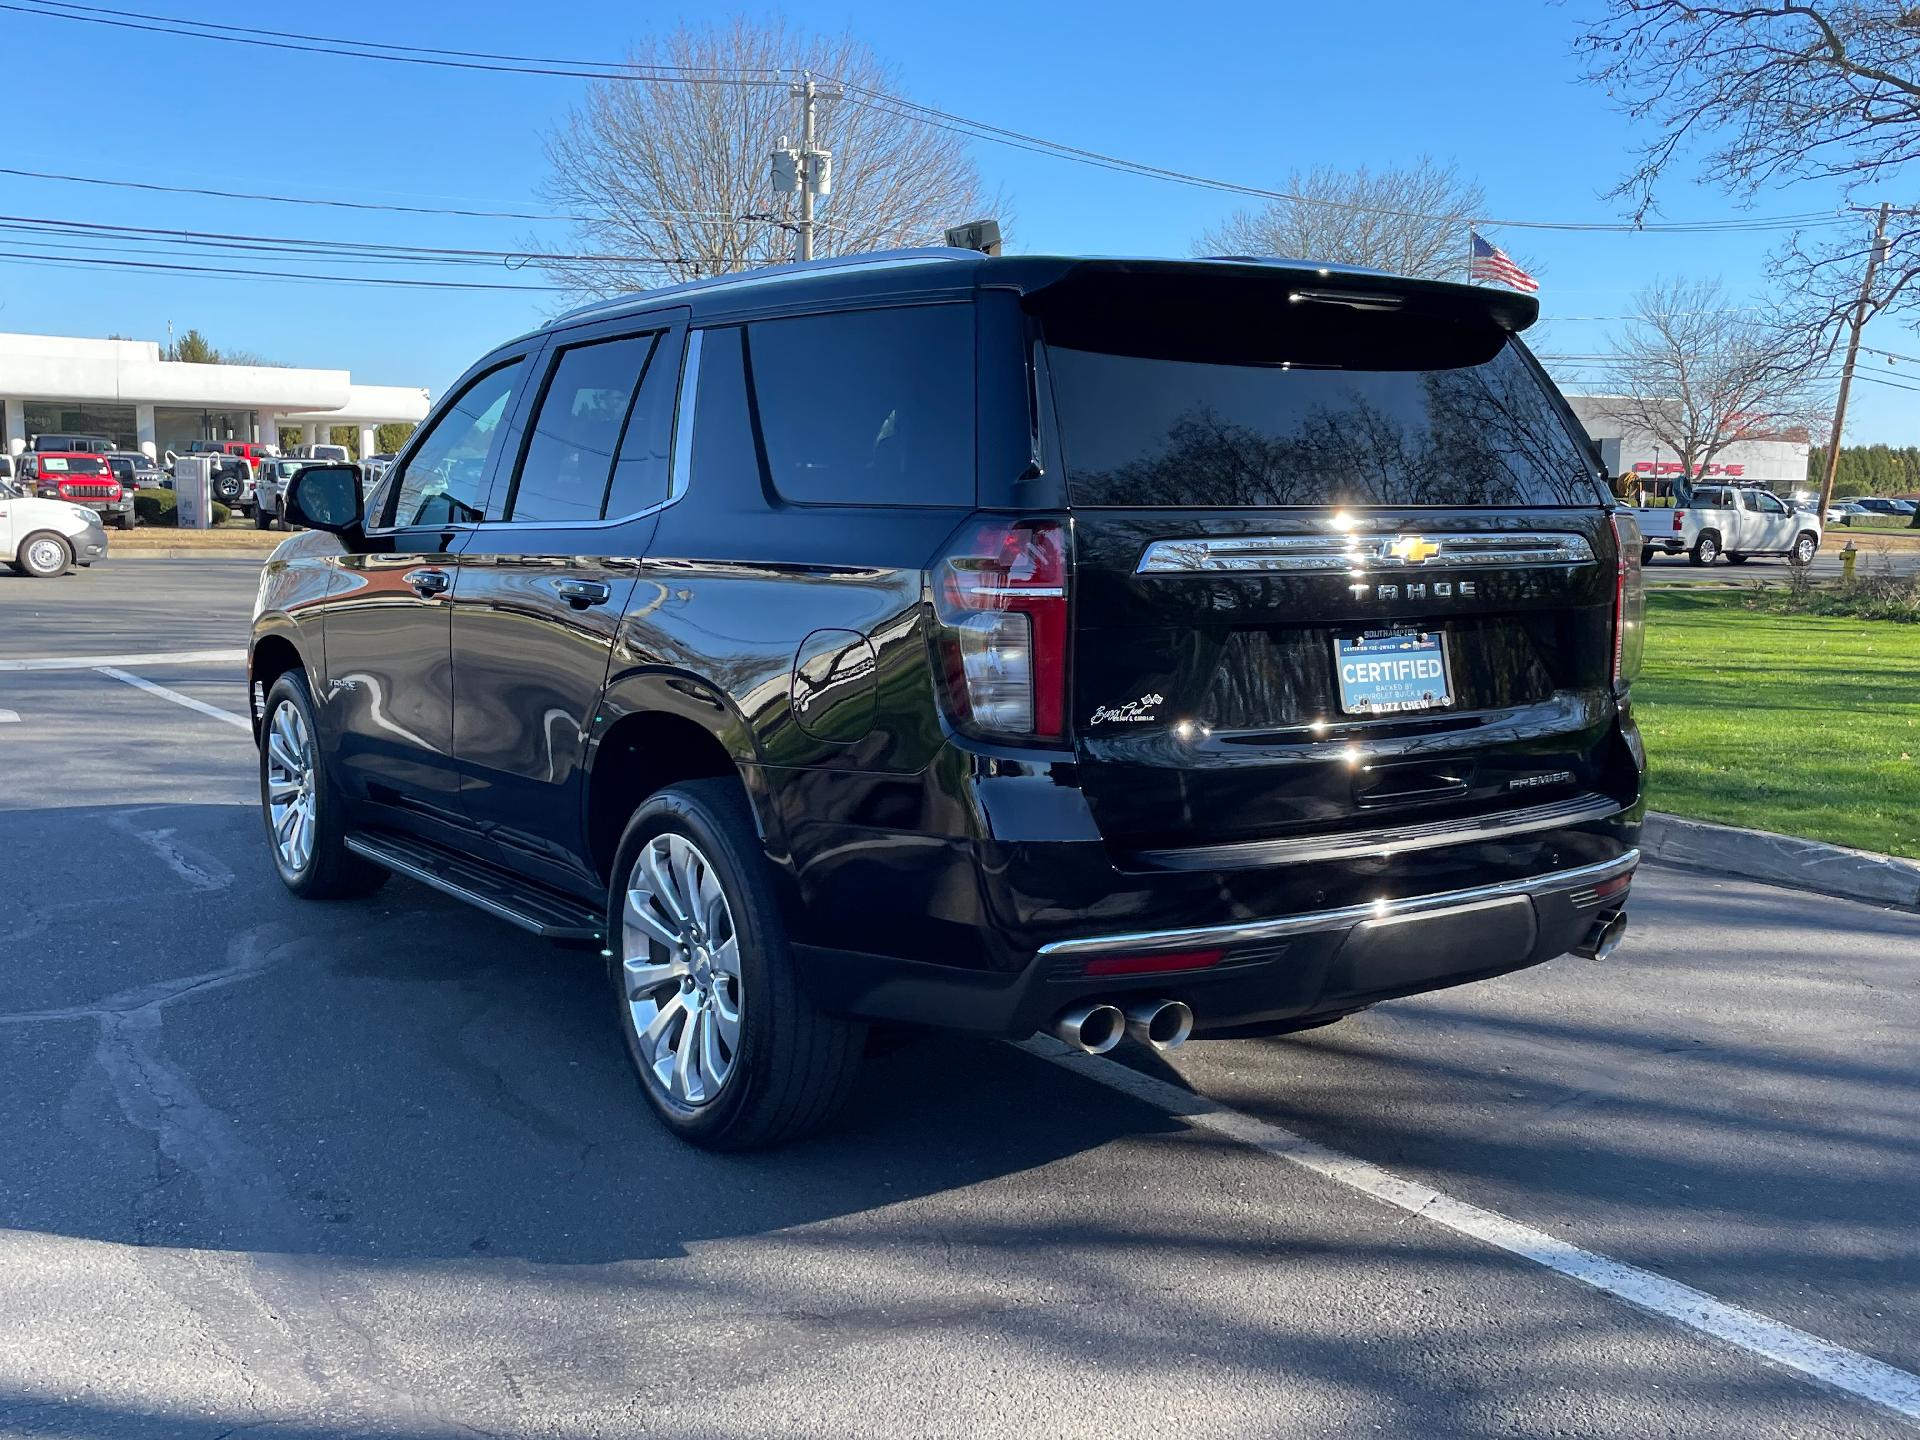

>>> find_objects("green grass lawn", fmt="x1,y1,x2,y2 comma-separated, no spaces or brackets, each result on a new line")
1636,591,1920,857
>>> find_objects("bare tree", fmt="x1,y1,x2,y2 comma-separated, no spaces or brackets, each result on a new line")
536,18,995,298
1575,3,1920,340
1585,278,1826,502
1193,158,1488,279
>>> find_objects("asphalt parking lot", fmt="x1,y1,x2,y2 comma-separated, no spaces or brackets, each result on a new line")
1643,542,1920,586
2,557,1917,1439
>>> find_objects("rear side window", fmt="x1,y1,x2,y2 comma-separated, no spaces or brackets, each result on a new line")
747,305,974,507
1044,289,1601,509
387,359,523,528
507,333,658,524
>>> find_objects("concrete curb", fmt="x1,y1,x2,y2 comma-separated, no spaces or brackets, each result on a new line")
1643,812,1920,909
111,547,276,560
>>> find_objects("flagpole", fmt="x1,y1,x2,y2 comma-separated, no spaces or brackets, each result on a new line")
1465,224,1476,285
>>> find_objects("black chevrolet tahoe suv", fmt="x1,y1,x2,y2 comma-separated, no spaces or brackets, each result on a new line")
251,250,1647,1149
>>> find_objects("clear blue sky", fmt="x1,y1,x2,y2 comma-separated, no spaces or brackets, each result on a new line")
3,0,1914,442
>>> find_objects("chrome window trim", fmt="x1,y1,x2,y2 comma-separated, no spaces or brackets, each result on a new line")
465,328,703,534
1136,531,1597,575
555,248,977,325
1035,849,1639,959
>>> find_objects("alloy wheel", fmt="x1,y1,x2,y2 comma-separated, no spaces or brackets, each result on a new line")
621,834,743,1108
1795,535,1817,565
265,700,317,877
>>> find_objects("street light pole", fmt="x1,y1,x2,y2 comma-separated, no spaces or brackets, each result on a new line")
1817,202,1891,521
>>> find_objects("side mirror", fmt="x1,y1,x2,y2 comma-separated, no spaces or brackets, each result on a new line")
287,464,364,536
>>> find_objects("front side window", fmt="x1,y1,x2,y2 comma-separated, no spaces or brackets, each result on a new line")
747,305,975,507
387,358,523,528
506,333,657,524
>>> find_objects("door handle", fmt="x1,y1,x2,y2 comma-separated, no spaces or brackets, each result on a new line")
407,567,451,598
554,577,613,609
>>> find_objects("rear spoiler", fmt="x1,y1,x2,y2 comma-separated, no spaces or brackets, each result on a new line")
996,256,1540,333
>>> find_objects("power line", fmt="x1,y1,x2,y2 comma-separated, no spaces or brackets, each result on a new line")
1,0,1857,238
0,247,561,290
0,212,690,266
21,0,784,76
0,164,789,226
0,0,792,84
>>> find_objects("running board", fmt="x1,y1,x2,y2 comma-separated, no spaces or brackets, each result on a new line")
344,832,604,941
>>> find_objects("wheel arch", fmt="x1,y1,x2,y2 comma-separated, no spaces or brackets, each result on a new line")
584,669,779,886
247,628,309,743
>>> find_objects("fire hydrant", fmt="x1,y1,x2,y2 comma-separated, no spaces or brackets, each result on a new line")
1842,540,1859,582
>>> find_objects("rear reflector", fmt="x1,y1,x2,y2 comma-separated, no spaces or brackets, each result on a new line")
1590,873,1632,903
1081,948,1225,977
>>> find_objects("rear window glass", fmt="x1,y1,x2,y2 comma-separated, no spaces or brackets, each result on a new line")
747,304,973,507
1043,290,1601,509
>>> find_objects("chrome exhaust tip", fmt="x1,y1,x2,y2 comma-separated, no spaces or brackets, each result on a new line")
1574,910,1628,961
1124,999,1194,1052
1053,1002,1125,1055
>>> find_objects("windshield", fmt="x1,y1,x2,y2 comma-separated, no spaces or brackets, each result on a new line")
1042,288,1602,509
42,456,109,475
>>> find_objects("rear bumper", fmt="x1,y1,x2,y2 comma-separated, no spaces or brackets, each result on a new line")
799,848,1638,1038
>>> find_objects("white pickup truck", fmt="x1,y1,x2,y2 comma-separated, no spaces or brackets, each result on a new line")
1633,483,1822,567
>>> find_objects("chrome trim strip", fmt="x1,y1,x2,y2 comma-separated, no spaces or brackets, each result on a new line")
1137,531,1596,574
668,328,703,506
555,248,978,324
1035,849,1640,960
1132,791,1623,871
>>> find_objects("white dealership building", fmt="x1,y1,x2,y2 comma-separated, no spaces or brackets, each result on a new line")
0,331,430,459
1564,393,1813,492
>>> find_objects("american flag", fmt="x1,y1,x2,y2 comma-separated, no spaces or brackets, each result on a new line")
1469,232,1538,293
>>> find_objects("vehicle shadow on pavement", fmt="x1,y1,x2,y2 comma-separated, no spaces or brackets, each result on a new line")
0,801,1177,1270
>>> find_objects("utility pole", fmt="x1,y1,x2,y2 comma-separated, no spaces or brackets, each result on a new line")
1817,201,1891,520
773,73,836,263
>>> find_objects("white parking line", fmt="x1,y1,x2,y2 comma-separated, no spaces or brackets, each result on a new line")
0,647,246,672
1017,1036,1920,1425
95,667,251,732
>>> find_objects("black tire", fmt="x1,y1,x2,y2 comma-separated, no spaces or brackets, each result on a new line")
1725,552,1750,565
607,778,864,1150
254,503,273,530
258,670,387,900
1690,531,1721,566
15,530,72,578
115,512,135,531
1640,546,1654,567
1790,532,1819,567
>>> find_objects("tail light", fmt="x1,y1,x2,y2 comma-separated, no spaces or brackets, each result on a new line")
1671,509,1686,533
1608,511,1645,695
930,517,1069,741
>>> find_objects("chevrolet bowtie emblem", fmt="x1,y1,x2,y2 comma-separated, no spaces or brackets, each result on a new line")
1389,535,1441,564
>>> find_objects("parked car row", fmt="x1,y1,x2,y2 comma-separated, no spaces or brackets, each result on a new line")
1830,495,1917,523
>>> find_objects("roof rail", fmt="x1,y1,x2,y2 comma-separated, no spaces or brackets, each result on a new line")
555,246,983,323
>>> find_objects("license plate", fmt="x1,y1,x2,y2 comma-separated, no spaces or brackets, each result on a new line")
1333,631,1454,716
